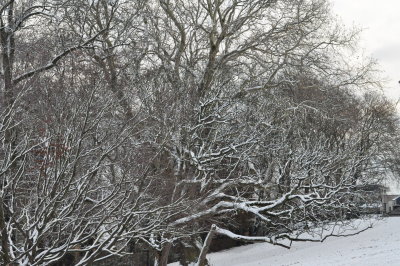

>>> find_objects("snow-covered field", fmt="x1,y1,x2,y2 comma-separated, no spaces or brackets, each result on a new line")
171,217,400,266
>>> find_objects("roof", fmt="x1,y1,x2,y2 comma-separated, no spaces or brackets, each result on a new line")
382,195,400,203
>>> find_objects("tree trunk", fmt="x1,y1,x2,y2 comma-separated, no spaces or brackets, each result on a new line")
0,198,11,265
156,242,172,266
196,224,216,266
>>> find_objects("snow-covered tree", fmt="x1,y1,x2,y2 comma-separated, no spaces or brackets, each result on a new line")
1,0,398,265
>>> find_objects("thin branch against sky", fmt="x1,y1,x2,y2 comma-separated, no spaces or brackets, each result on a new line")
332,0,400,99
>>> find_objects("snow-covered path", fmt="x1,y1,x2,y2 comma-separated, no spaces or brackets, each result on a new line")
172,217,400,266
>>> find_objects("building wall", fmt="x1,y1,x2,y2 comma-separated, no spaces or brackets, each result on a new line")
382,195,399,213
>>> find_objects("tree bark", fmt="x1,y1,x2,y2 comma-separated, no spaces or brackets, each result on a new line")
156,242,172,266
0,198,11,265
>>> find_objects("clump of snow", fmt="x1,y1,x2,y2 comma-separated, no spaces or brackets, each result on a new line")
169,217,400,266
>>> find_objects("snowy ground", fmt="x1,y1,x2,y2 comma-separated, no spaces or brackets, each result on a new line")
170,217,400,266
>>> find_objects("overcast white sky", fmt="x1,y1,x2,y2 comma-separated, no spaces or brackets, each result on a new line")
331,0,400,100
